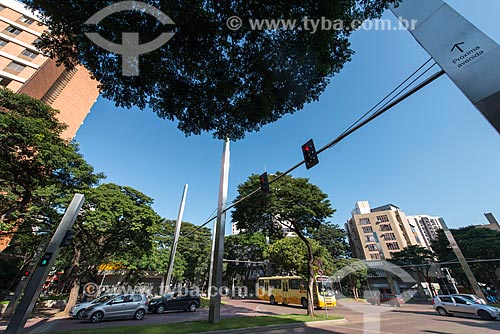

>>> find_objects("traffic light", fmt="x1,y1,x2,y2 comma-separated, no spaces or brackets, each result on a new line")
259,172,270,193
40,252,53,267
60,229,75,247
301,139,319,170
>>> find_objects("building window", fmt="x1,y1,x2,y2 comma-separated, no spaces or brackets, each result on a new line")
18,16,35,25
359,218,371,225
4,26,22,36
4,61,26,74
379,224,393,232
386,242,400,251
370,254,381,260
376,215,389,223
364,235,375,243
366,244,377,252
362,226,373,234
0,76,13,87
383,233,396,241
20,49,38,59
0,39,7,47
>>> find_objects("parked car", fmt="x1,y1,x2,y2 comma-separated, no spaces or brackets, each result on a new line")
82,294,148,323
451,294,486,305
367,294,404,307
433,295,500,320
148,291,201,313
69,294,116,319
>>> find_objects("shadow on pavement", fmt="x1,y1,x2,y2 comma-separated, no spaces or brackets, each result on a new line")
434,318,500,330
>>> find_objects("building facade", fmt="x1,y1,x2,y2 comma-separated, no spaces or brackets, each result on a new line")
0,0,99,251
0,0,99,139
406,215,444,249
346,201,420,260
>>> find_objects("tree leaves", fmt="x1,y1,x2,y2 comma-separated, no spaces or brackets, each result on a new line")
22,0,398,139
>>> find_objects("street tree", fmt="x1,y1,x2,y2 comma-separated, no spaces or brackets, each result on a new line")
224,232,267,287
389,245,435,298
23,0,399,140
232,173,334,316
0,89,103,316
308,222,351,258
265,236,335,278
58,183,162,314
0,88,102,234
331,258,368,299
431,227,500,293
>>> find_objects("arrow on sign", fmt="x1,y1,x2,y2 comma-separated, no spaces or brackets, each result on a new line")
451,42,465,53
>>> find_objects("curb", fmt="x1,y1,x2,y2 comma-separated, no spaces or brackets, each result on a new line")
188,318,346,334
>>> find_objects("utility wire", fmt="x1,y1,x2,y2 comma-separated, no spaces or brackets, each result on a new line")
181,60,446,239
223,65,446,215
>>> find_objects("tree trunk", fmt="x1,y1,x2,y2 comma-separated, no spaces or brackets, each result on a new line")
63,247,81,315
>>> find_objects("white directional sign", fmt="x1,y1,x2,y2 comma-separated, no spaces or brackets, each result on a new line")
392,0,500,134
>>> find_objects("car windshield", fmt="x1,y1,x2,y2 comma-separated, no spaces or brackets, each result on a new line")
163,293,173,299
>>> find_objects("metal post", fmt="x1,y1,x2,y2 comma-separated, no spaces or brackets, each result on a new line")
439,218,487,301
165,184,189,293
208,218,217,297
208,138,230,323
6,194,84,334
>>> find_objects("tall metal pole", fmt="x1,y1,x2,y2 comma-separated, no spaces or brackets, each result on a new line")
439,218,486,301
164,184,189,294
6,194,84,334
208,138,230,323
207,216,217,296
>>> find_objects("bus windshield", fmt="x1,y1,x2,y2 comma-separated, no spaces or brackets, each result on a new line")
316,277,335,296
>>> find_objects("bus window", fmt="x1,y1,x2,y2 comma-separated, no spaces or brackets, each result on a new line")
290,279,300,290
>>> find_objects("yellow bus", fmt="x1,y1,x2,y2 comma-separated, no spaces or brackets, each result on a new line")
257,275,336,309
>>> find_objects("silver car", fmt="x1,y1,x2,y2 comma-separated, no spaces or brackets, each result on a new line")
82,294,148,323
433,295,500,320
69,294,116,319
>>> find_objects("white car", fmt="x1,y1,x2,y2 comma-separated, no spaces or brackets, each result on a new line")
69,294,116,319
433,295,500,320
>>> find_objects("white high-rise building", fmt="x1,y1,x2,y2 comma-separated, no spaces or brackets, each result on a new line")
406,215,443,250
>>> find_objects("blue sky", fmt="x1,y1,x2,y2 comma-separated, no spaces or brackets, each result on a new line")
75,0,500,235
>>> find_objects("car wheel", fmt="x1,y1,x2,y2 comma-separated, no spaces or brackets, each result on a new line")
370,301,375,305
478,310,493,320
301,298,308,309
188,303,197,312
134,309,146,320
436,307,448,316
156,304,165,314
90,311,103,323
270,295,275,305
76,310,84,320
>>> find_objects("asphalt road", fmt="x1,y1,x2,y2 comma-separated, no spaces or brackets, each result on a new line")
2,298,500,334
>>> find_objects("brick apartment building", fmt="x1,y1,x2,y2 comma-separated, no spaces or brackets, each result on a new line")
0,0,100,251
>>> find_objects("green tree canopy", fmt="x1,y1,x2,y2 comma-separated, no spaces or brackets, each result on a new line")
308,222,350,258
23,0,398,139
431,227,500,291
224,232,267,285
0,89,102,234
265,236,334,278
232,172,334,315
